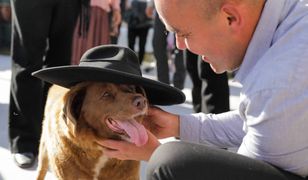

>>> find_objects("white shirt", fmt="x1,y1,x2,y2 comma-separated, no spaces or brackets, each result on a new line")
179,0,308,177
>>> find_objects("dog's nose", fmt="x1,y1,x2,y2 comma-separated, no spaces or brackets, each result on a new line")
133,96,147,110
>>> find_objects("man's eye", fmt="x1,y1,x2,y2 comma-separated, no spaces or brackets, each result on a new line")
177,32,191,38
178,33,188,38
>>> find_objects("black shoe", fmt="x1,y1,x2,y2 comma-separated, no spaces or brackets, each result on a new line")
13,152,36,168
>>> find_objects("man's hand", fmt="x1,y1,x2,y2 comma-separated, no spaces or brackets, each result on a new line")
143,106,180,139
145,6,154,18
97,130,160,161
96,107,180,161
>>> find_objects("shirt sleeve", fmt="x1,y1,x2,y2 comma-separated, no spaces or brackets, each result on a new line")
180,110,245,148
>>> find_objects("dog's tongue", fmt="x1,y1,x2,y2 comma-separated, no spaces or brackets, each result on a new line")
115,119,148,147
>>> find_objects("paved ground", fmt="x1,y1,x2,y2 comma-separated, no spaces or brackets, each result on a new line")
0,27,242,180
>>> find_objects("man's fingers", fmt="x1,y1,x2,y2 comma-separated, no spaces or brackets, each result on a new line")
98,141,132,160
102,147,120,158
148,105,161,115
96,139,124,150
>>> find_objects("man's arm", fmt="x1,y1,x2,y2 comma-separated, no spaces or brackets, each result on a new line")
180,110,245,148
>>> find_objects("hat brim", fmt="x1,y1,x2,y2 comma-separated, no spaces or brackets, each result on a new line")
32,66,186,105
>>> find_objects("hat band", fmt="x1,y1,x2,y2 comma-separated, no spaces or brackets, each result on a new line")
79,60,142,76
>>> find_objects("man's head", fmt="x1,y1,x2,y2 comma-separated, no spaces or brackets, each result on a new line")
154,0,265,73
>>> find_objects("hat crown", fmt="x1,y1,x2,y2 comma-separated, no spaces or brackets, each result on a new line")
79,45,142,76
31,45,186,105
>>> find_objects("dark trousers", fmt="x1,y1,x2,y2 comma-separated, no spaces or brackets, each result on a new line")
185,51,202,112
147,141,306,180
128,27,150,64
185,50,229,113
9,0,79,154
152,15,186,89
199,59,230,113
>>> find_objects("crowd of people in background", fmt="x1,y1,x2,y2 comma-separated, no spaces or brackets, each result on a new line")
1,0,230,169
1,0,308,179
0,0,10,52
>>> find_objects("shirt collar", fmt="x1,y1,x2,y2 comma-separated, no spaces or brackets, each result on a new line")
234,0,286,84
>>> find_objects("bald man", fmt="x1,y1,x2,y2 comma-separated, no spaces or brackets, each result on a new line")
97,0,308,179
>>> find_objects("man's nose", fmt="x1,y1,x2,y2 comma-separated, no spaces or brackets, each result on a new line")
175,35,187,50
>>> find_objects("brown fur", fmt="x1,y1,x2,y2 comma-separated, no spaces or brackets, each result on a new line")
36,82,148,180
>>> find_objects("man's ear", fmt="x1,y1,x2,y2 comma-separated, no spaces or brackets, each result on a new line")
62,85,87,137
221,3,242,29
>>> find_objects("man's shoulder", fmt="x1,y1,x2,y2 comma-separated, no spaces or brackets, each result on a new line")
241,46,308,97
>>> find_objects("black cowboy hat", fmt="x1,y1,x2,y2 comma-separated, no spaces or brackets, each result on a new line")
32,45,185,105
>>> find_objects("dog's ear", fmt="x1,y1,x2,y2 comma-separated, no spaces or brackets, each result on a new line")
62,84,87,136
136,86,147,98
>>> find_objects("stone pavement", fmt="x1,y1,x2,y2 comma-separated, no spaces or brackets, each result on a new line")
0,27,241,180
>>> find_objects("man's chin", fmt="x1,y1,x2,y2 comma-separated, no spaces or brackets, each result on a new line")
209,64,226,74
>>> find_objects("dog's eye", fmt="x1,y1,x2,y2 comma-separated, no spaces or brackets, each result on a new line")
127,86,136,93
121,85,136,93
102,92,111,98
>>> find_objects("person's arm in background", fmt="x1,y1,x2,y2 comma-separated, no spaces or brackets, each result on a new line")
109,0,122,36
146,0,154,18
0,1,11,22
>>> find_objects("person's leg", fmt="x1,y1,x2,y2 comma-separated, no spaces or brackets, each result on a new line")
128,28,137,54
9,0,53,155
147,141,305,180
185,50,202,112
172,41,186,90
43,0,79,105
152,15,169,84
199,60,230,113
138,27,149,65
9,0,79,157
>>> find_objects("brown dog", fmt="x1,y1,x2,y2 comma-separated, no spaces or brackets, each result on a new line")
36,82,149,180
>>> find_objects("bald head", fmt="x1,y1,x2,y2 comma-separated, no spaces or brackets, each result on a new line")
153,0,265,73
155,0,262,20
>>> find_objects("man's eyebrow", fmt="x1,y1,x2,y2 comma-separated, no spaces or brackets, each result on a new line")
158,16,181,34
